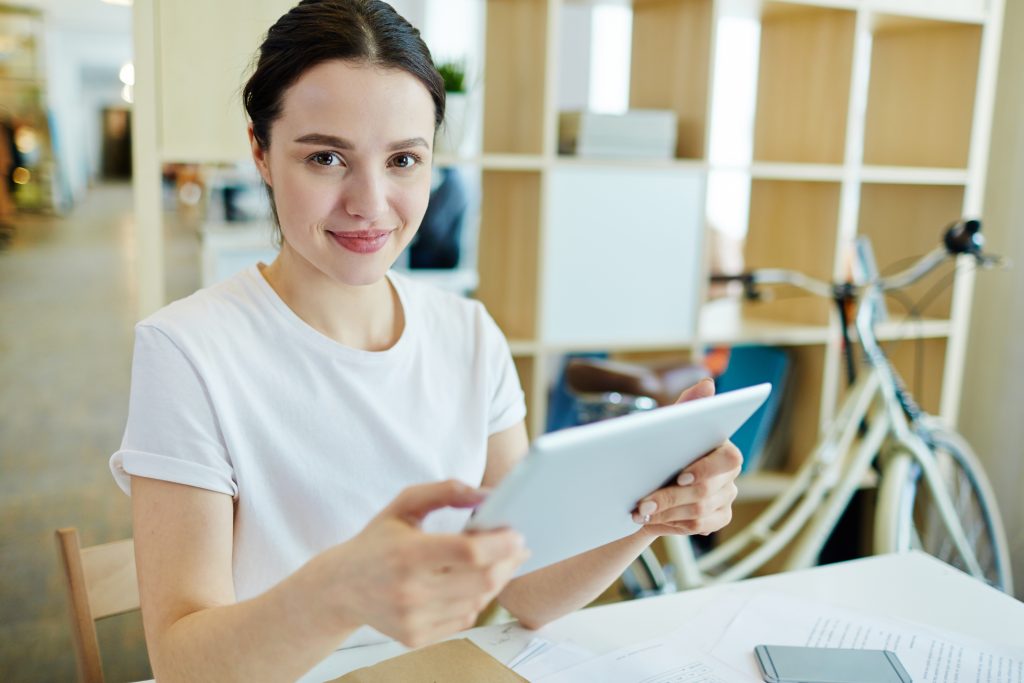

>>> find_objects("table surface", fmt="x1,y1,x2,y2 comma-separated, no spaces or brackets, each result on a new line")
297,551,1024,682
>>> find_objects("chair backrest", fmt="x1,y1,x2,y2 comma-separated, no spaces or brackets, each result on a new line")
55,527,140,683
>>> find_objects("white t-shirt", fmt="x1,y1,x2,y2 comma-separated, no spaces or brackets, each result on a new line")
110,265,526,647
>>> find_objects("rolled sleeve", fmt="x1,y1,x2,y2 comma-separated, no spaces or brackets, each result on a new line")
110,324,237,498
479,306,527,435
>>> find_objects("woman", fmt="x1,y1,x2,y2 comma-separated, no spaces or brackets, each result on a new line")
111,1,742,680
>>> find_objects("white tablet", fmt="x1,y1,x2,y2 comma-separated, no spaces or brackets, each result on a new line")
465,383,771,575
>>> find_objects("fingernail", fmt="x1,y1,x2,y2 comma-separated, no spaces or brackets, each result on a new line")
677,473,696,486
639,500,657,518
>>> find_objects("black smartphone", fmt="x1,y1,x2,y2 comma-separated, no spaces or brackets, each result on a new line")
754,644,913,683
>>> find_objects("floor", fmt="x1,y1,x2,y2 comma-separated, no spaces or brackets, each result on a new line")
0,182,199,682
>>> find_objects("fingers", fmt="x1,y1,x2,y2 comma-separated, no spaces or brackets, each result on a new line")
387,546,527,648
386,479,487,525
641,501,735,537
675,377,716,404
682,440,743,482
424,548,530,597
413,529,525,570
634,440,741,532
642,479,738,527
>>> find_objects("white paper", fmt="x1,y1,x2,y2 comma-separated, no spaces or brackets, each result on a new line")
509,638,595,680
534,625,756,683
711,592,1024,683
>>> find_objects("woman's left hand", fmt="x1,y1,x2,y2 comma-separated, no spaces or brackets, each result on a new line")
631,378,743,538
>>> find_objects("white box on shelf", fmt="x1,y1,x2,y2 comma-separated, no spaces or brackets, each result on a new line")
201,221,279,287
558,110,678,160
541,166,705,346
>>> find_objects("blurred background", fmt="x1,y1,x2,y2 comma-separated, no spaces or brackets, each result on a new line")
1,0,1022,680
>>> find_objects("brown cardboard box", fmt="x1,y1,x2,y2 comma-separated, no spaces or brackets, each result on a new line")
328,638,529,682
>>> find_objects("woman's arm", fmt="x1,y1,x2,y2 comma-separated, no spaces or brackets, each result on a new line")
132,476,354,682
132,476,527,682
486,380,742,630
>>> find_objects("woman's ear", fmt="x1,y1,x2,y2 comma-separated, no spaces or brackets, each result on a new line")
248,123,272,187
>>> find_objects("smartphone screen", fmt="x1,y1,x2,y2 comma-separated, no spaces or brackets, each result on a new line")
754,645,913,683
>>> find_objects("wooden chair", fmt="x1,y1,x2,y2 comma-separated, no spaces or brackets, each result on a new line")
55,528,141,683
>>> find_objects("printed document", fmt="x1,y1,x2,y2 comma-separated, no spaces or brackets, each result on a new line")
711,593,1024,683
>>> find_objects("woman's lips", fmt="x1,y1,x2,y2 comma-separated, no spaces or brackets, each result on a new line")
328,229,393,254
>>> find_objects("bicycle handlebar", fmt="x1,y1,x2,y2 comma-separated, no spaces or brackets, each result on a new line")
711,219,1001,301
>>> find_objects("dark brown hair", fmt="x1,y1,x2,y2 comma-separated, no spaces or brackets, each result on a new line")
242,0,445,241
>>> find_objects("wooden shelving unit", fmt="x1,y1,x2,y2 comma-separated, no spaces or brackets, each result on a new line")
459,0,1006,450
136,0,1006,453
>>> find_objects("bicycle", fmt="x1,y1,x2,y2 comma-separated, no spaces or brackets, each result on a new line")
567,219,1013,595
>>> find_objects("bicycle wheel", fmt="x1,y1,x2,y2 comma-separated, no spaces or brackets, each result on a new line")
875,422,1013,593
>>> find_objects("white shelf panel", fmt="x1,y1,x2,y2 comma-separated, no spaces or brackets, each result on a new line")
874,317,952,341
865,2,988,25
508,340,539,357
747,162,846,182
860,166,969,185
760,0,987,23
554,156,707,172
433,154,546,170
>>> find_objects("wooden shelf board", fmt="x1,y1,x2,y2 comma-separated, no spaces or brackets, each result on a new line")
698,299,832,346
533,339,697,354
737,469,877,502
868,6,988,28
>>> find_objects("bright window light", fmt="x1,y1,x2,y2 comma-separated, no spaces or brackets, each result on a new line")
706,14,761,241
119,62,134,86
589,5,632,114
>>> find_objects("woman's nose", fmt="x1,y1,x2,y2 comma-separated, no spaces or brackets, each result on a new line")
342,169,389,223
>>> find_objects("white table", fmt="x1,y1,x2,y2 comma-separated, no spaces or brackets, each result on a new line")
298,551,1024,682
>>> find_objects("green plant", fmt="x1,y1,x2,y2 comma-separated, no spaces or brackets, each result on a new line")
435,59,466,93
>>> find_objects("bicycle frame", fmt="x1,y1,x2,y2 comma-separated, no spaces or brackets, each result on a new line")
665,244,991,590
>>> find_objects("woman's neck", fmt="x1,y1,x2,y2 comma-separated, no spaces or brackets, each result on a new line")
258,245,404,352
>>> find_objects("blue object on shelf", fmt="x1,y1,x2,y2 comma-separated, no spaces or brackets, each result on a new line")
546,352,609,433
714,346,790,471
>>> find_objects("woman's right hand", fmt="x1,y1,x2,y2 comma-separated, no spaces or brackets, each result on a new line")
306,479,529,648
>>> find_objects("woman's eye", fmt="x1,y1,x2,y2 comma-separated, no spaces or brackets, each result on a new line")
309,151,342,167
390,153,421,169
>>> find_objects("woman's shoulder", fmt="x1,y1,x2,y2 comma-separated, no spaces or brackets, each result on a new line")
137,267,268,345
391,270,486,321
391,271,508,349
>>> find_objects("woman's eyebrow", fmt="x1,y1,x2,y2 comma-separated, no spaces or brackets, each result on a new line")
292,133,429,151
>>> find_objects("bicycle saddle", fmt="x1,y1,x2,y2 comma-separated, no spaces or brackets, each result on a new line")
565,358,711,407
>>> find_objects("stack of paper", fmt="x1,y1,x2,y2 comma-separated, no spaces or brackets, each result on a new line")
504,592,1024,683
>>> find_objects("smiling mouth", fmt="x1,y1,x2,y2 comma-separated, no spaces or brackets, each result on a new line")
327,229,394,254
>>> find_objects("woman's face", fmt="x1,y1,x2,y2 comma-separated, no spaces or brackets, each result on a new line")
252,60,435,287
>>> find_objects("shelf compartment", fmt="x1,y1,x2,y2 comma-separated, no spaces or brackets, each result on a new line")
858,183,966,320
482,0,549,155
476,171,542,340
630,0,714,159
863,15,982,168
752,4,857,164
883,336,948,415
742,180,842,326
